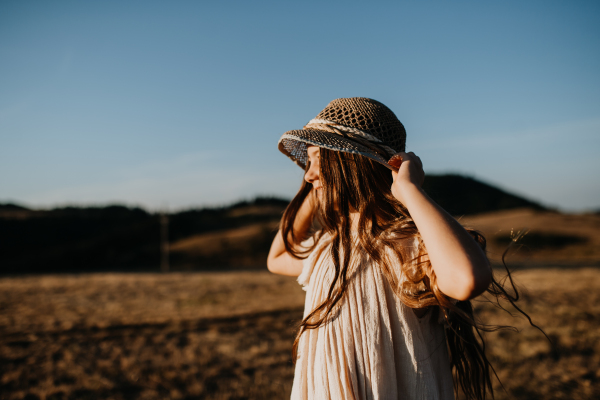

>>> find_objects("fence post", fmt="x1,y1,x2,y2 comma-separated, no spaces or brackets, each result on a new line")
160,211,170,272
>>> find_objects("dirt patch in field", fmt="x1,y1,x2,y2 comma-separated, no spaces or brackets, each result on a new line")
1,269,599,399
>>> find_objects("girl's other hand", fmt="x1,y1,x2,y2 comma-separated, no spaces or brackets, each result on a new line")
389,152,425,205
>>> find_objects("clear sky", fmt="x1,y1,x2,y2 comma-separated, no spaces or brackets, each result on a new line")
1,0,599,212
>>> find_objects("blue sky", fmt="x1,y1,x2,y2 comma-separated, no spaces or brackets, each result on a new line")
1,0,599,212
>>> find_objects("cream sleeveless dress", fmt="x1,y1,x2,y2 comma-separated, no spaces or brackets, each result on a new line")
291,233,455,400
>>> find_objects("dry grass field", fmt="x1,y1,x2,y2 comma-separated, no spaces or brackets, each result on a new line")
0,272,305,400
1,208,599,399
1,268,599,400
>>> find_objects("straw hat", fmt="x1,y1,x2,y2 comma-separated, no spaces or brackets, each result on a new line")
278,97,406,170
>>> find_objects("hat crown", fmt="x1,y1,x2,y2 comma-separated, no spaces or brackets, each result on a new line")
277,97,406,170
315,97,406,153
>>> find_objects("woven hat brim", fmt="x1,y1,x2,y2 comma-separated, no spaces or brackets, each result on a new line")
278,129,393,170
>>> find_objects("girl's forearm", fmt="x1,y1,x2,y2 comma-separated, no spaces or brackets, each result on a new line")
269,192,316,259
267,192,316,276
400,183,492,300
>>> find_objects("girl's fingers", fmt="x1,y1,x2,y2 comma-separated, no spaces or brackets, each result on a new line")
415,156,423,171
406,152,423,171
389,151,425,187
389,152,422,170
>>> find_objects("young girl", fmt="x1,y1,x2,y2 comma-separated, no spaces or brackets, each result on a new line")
267,98,511,400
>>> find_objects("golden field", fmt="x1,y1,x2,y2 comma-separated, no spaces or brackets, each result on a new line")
1,208,600,399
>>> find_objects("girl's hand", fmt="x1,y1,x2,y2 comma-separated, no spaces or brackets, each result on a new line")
389,152,425,205
388,151,492,300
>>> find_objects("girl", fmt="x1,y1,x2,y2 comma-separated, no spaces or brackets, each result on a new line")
268,97,518,400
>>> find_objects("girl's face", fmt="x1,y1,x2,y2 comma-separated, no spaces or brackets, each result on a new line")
305,146,323,196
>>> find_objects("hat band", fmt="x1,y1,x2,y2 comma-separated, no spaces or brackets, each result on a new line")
304,119,397,158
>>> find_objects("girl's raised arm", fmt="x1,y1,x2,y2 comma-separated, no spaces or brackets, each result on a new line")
267,190,317,277
390,152,492,301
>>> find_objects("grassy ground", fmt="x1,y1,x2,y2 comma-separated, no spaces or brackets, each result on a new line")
1,267,599,399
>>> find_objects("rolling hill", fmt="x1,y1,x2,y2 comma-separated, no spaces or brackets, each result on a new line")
4,174,590,274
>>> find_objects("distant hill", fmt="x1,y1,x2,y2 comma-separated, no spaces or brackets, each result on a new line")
0,205,160,274
0,203,29,211
0,176,546,274
422,174,546,216
0,198,288,274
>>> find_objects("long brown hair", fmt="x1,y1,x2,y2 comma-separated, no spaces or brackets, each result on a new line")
281,147,544,400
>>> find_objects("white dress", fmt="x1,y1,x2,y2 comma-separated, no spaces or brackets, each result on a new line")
291,233,455,400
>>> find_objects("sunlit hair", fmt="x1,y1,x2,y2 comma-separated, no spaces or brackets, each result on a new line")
280,147,544,400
